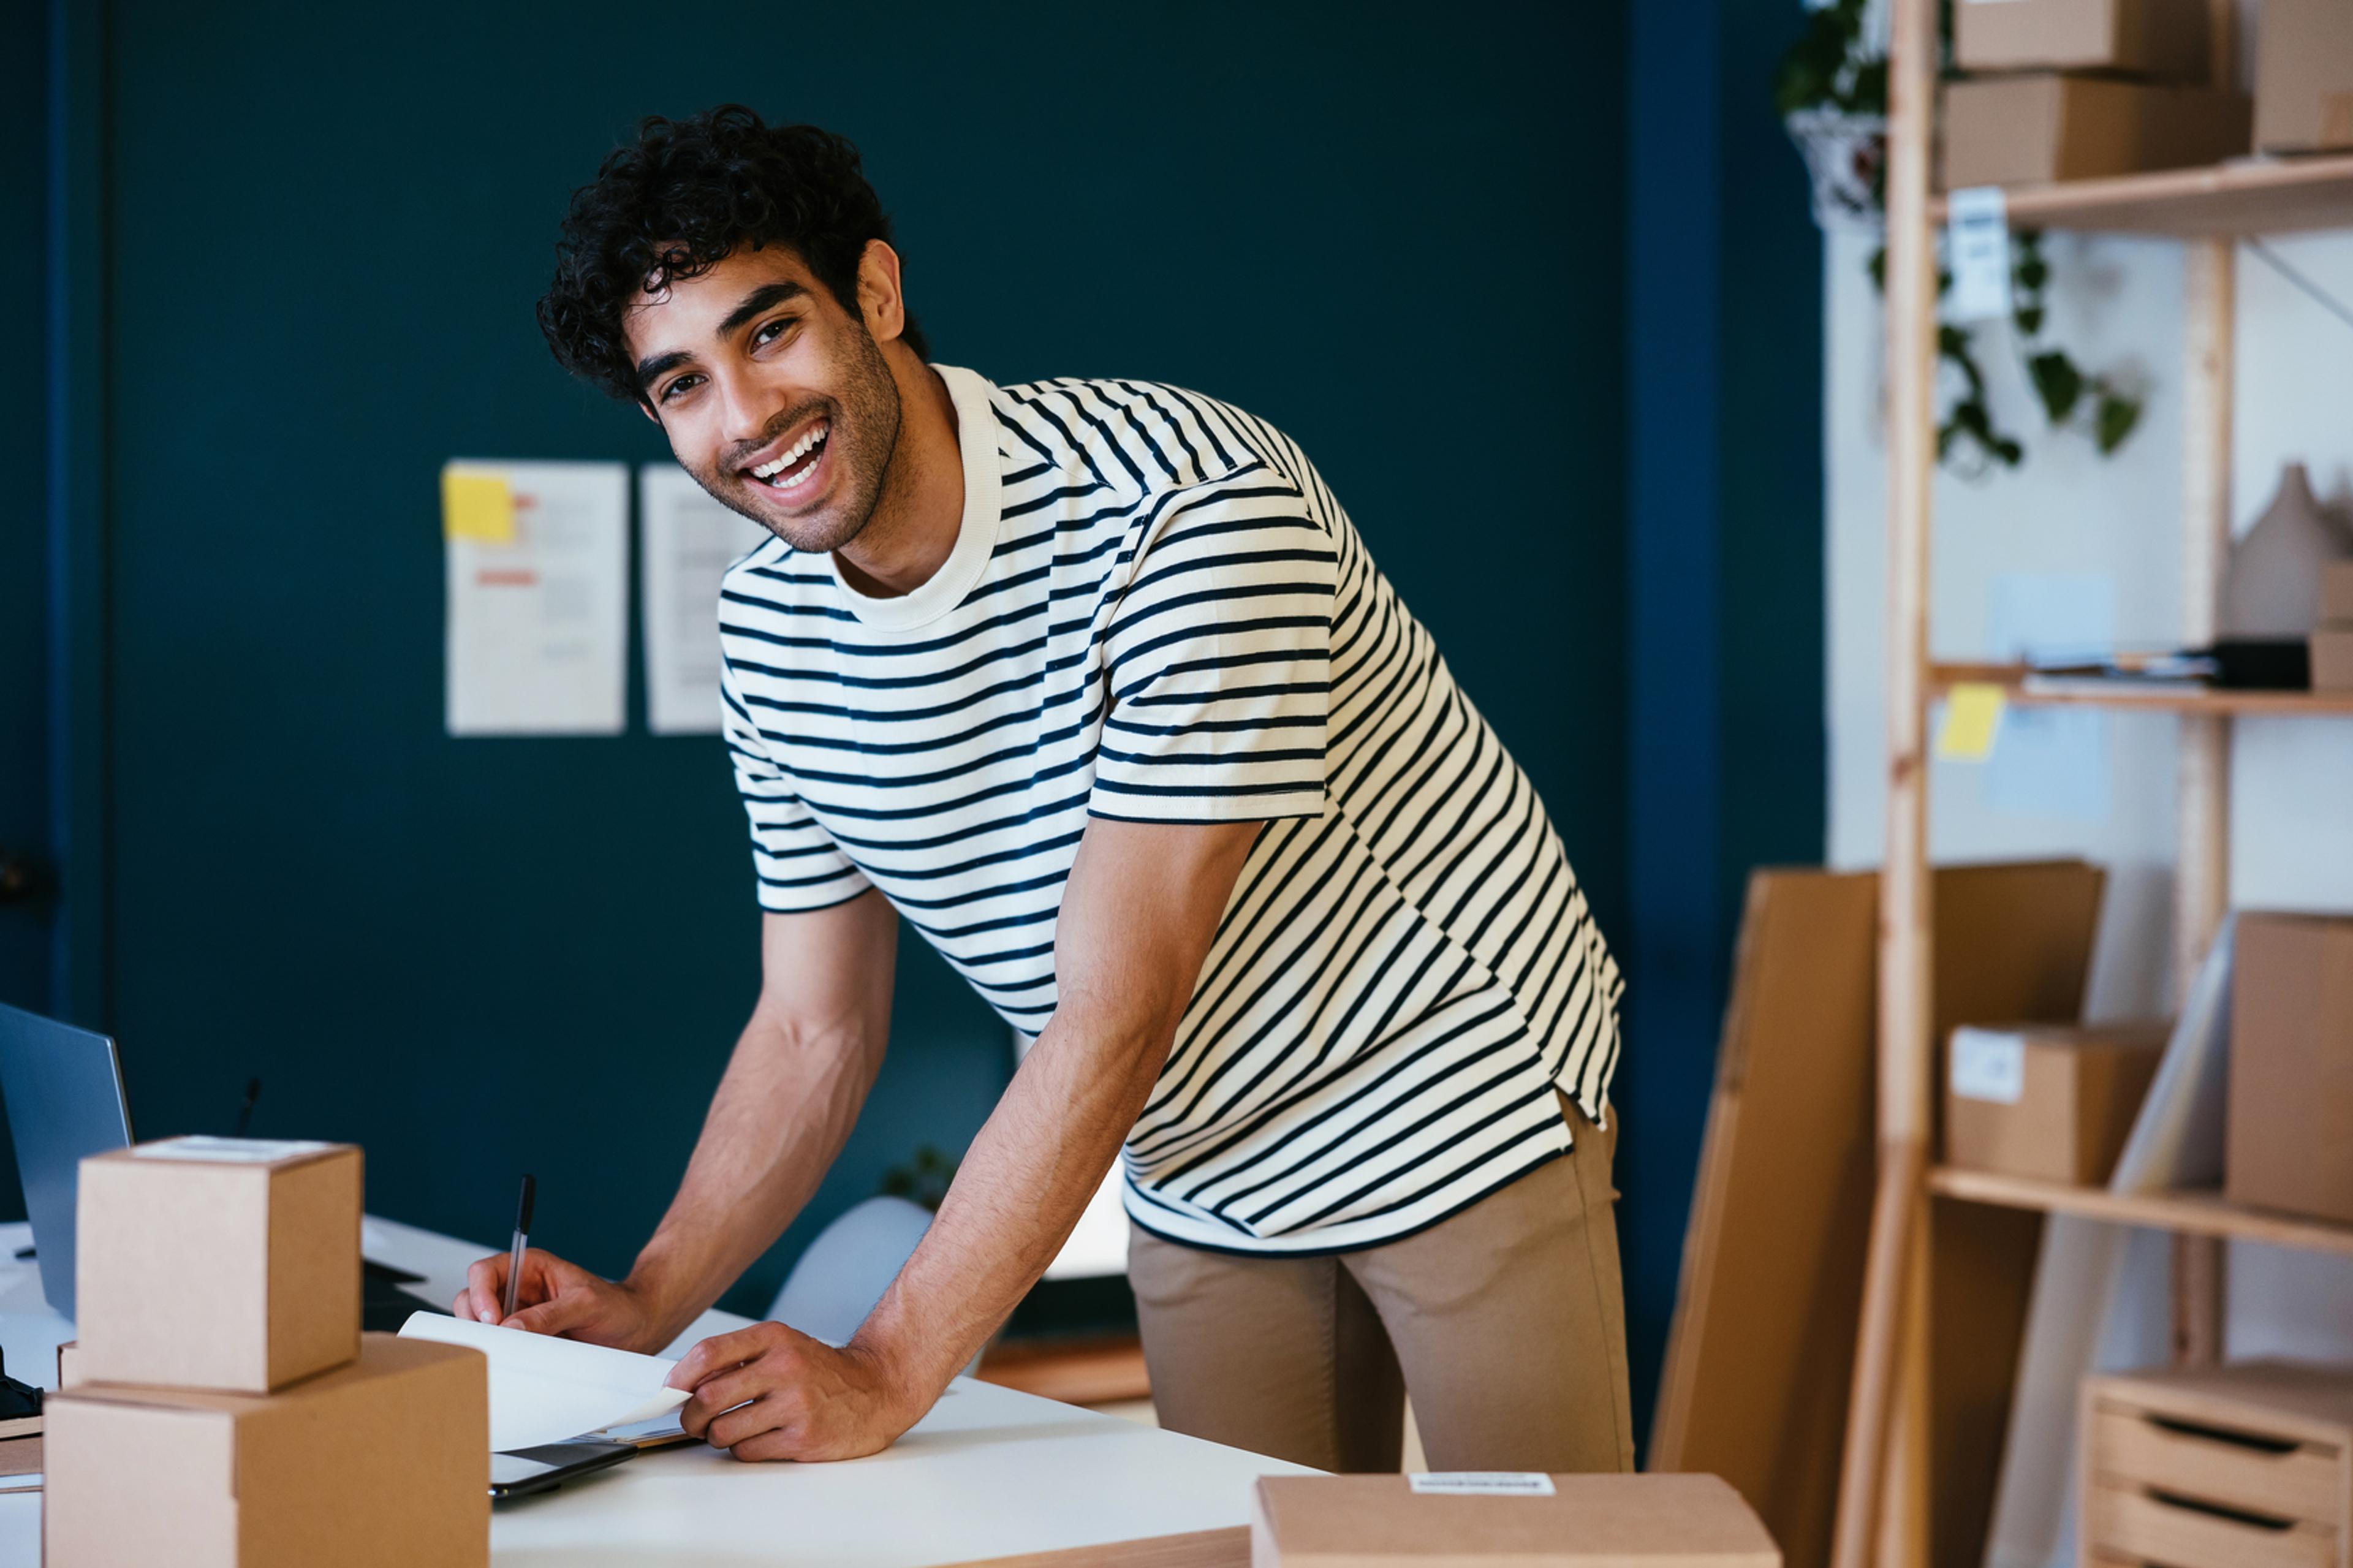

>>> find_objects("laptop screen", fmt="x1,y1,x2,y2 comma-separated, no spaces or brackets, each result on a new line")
0,1002,134,1320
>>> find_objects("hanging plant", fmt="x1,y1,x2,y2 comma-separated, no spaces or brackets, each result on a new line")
1779,0,2144,474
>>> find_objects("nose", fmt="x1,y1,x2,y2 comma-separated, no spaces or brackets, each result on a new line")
714,368,785,457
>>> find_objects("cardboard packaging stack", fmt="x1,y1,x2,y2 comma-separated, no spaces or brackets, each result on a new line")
1945,1020,2169,1186
2228,913,2353,1224
1942,0,2249,189
2314,562,2353,694
1250,1473,1779,1568
43,1138,489,1567
2256,0,2353,154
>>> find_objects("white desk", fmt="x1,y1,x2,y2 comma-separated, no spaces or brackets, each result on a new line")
0,1217,1309,1566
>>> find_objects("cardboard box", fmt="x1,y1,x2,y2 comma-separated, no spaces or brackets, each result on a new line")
1945,1020,2168,1186
1250,1474,1779,1568
77,1138,362,1393
2256,0,2353,153
1942,75,2252,188
2324,561,2353,627
44,1333,487,1568
56,1339,81,1388
2316,631,2353,693
2228,912,2353,1223
1954,0,2212,80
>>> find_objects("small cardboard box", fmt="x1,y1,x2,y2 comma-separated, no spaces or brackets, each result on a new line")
2323,562,2353,627
77,1138,362,1393
1954,0,2212,80
2229,912,2353,1223
1946,1020,2169,1186
1249,1473,1780,1568
1942,75,2252,189
2256,0,2353,153
2316,630,2353,693
44,1333,487,1568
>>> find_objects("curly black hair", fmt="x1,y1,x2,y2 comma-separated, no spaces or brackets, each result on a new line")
538,105,927,404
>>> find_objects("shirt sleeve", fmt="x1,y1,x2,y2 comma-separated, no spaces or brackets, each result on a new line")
1088,483,1337,824
720,657,874,912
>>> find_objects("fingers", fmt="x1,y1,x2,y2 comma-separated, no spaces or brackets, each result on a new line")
461,1256,508,1325
499,1295,591,1338
667,1321,790,1391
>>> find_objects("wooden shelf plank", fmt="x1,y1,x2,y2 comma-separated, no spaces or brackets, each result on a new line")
1929,1167,2353,1257
1927,156,2353,236
1929,662,2353,716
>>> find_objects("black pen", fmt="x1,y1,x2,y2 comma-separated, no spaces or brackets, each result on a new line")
501,1173,536,1322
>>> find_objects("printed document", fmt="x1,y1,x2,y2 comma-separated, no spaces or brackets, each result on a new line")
640,463,771,735
399,1311,689,1451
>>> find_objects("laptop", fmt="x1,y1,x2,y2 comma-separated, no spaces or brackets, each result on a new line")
0,1001,436,1329
0,1002,134,1320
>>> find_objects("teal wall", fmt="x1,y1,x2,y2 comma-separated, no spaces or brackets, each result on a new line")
34,0,1635,1325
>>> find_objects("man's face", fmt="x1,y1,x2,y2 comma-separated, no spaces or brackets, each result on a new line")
626,244,902,553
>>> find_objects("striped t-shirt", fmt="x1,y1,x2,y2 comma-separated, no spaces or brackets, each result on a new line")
718,365,1622,1254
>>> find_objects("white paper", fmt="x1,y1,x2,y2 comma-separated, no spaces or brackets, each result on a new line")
444,460,629,737
1947,186,2013,324
1950,1027,2026,1104
640,464,771,735
129,1136,332,1164
1988,574,2113,819
1407,1472,1556,1496
398,1311,689,1452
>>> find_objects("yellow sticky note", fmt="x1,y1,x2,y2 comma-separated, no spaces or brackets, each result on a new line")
1936,683,2006,761
442,471,515,544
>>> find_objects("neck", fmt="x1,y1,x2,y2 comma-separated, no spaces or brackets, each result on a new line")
835,350,963,597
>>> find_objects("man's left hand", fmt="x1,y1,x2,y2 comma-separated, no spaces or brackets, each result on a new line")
667,1320,925,1461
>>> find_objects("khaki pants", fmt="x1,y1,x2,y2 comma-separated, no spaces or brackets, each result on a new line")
1127,1096,1633,1474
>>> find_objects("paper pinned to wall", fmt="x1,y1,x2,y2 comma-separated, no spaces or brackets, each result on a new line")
444,460,629,737
638,464,772,735
1986,572,2114,818
398,1311,688,1452
1937,684,2008,759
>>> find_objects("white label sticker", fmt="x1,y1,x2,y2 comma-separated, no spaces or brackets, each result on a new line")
131,1136,333,1165
1408,1472,1556,1496
1946,186,2013,324
1950,1029,2026,1104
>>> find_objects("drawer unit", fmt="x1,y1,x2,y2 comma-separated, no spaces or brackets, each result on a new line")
2083,1362,2353,1568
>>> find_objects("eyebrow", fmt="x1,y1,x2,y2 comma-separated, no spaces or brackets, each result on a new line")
634,281,813,393
714,280,809,339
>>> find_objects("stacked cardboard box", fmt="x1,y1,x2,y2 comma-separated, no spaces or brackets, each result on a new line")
1251,1473,1780,1567
1942,0,2249,189
42,1138,488,1567
2257,0,2353,154
2228,914,2353,1223
2315,562,2353,693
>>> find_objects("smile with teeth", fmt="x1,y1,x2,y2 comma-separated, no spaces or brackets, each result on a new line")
748,422,830,494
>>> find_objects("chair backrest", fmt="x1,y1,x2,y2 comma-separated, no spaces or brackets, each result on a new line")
767,1195,938,1346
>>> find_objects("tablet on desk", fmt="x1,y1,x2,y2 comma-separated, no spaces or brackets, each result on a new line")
489,1438,638,1501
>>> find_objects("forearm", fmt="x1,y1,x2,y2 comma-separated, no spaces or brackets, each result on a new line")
852,995,1168,1396
626,1006,884,1346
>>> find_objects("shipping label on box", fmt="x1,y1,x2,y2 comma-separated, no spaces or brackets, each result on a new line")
77,1140,362,1393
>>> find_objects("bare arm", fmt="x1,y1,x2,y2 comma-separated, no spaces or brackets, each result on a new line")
665,815,1262,1460
458,889,898,1350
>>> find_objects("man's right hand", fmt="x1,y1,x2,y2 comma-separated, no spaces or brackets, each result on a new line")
453,1248,667,1353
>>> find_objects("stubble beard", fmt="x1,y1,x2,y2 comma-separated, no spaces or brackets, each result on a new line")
698,326,904,556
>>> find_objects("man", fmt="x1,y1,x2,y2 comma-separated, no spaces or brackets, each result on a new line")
463,104,1629,1474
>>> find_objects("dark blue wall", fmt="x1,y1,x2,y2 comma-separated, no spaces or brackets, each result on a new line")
12,0,1822,1449
38,0,1634,1325
1620,0,1825,1450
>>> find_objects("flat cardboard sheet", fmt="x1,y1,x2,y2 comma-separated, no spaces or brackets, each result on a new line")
1651,861,2104,1568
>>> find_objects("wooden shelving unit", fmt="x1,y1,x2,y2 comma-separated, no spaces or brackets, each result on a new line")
1926,1169,2353,1259
1833,4,2353,1566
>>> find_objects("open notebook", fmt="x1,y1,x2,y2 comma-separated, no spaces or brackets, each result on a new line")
398,1312,691,1452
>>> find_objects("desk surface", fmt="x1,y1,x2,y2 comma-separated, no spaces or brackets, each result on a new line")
0,1217,1308,1566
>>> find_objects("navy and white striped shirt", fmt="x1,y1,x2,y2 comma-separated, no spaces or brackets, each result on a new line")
718,365,1622,1254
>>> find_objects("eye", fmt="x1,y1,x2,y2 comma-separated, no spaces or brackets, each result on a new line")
659,373,704,404
752,316,796,349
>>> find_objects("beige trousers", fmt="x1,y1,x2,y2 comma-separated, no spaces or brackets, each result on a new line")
1127,1097,1634,1474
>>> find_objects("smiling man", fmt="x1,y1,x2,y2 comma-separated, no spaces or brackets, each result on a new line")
464,105,1629,1474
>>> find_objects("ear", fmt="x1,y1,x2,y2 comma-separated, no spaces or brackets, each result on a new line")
856,240,908,345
